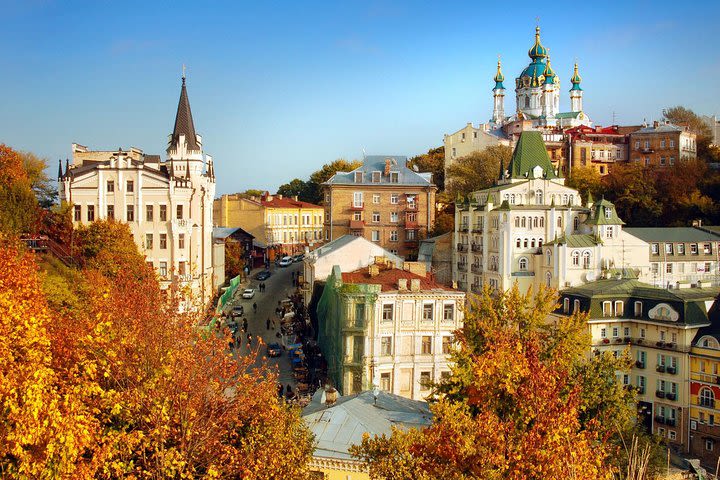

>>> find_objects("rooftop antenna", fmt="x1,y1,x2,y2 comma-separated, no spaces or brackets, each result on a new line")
612,111,618,124
362,148,366,160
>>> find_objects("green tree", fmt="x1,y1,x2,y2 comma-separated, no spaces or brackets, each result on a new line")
566,166,602,204
601,163,663,226
0,144,40,234
306,158,362,204
663,106,715,162
409,146,445,191
445,146,512,200
20,151,57,208
277,178,313,202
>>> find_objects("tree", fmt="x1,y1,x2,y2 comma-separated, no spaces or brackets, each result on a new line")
20,151,57,208
0,144,40,234
566,166,602,204
306,158,362,204
429,211,454,237
225,239,245,279
352,286,650,479
663,106,715,162
601,163,663,226
409,146,445,191
277,178,313,202
445,146,512,200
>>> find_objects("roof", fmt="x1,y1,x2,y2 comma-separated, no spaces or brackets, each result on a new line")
634,123,685,134
212,227,254,240
418,232,451,264
302,390,431,461
584,198,625,226
545,234,601,248
555,112,582,119
507,131,558,180
261,194,322,209
309,235,403,265
624,227,720,243
324,155,434,187
169,77,199,151
342,265,454,292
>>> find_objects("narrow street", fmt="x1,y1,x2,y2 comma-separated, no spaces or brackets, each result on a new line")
228,261,302,391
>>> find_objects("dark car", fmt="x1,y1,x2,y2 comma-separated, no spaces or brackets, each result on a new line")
292,254,304,263
232,305,244,316
255,270,272,281
266,343,282,357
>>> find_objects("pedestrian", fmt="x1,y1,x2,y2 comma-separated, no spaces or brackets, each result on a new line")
285,384,293,398
253,302,257,313
243,318,248,332
247,333,252,345
277,383,284,398
266,318,271,330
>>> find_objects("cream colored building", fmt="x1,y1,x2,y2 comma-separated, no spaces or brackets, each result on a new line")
214,192,324,254
59,76,216,308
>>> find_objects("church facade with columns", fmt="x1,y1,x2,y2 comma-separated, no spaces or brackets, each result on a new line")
58,76,217,309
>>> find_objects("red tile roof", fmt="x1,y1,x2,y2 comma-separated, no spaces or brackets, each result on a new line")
261,194,322,209
341,266,454,292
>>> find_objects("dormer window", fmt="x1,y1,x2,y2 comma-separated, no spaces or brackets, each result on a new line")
354,172,363,183
389,172,399,183
372,171,381,183
604,207,612,219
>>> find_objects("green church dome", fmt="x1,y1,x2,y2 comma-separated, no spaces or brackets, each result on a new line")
493,59,505,90
528,26,548,60
570,63,583,91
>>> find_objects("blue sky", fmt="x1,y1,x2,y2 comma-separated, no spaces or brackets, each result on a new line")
1,0,719,195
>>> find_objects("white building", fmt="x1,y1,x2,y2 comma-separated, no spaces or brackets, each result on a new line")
452,131,650,294
59,76,216,308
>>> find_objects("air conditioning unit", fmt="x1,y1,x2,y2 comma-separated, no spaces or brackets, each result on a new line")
691,420,697,431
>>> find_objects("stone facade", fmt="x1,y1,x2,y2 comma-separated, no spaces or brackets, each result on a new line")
629,121,697,167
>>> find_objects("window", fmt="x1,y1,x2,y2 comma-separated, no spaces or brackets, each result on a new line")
634,141,640,149
74,205,81,221
372,212,380,223
704,243,712,254
423,304,434,322
354,172,363,183
516,238,521,248
354,303,365,328
624,327,630,337
406,230,417,240
651,243,659,255
126,205,134,222
159,262,168,277
371,230,380,242
373,194,380,204
612,327,619,338
126,180,134,192
419,371,431,390
641,328,646,338
701,388,715,408
390,172,399,183
572,251,580,266
390,194,398,204
380,337,392,355
390,231,398,242
606,226,614,239
691,243,698,255
545,272,551,287
159,205,167,221
602,301,612,317
669,157,675,165
443,304,454,322
107,205,114,219
518,257,528,270
600,328,606,339
390,212,398,222
665,243,673,255
176,204,183,220
582,251,591,269
145,234,153,249
178,233,185,249
159,233,167,249
666,263,673,274
107,180,114,192
87,204,95,222
421,336,432,354
670,140,675,148
178,261,186,276
661,140,666,148
614,301,624,316
651,263,659,274
382,304,393,322
442,336,452,354
573,216,579,231
574,299,581,313
353,211,362,221
380,372,391,391
145,204,153,222
604,207,612,219
372,171,381,183
546,250,551,266
634,301,643,317
563,298,570,314
706,439,714,452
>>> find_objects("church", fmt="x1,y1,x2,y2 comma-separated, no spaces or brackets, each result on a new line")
58,75,217,310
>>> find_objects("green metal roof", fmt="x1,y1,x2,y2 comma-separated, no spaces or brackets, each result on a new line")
544,234,602,248
624,227,720,243
507,131,558,180
555,111,581,119
584,198,625,226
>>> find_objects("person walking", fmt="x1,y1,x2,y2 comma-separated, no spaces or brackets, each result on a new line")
242,318,248,332
266,318,271,330
253,302,258,313
247,333,252,346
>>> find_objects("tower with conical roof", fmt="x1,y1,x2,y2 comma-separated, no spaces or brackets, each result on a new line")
569,63,583,113
167,74,205,179
492,58,506,125
541,55,560,120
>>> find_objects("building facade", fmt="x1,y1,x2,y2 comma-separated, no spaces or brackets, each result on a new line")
557,279,720,451
689,320,720,469
629,122,698,167
317,261,464,401
321,156,437,260
59,76,216,308
213,192,324,255
452,131,650,295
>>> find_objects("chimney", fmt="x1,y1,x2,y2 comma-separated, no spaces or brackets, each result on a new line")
374,256,385,265
293,195,298,201
369,264,380,277
324,386,338,407
398,278,408,291
384,159,391,176
653,120,660,128
410,278,421,292
277,194,283,199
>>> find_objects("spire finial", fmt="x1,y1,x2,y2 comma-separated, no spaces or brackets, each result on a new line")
182,64,186,84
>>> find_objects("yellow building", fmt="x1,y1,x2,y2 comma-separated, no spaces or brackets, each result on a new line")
689,325,720,469
214,192,324,255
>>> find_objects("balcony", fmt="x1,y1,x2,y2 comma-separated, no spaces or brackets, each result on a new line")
640,147,655,154
459,224,469,233
667,366,677,375
471,243,482,252
349,202,365,211
405,203,418,212
405,218,419,229
654,416,666,425
349,220,365,230
635,361,645,369
636,386,645,395
404,240,419,248
457,263,468,272
472,225,483,233
666,392,677,401
471,284,482,294
471,264,482,274
457,243,468,252
655,390,666,399
656,365,666,373
665,418,677,427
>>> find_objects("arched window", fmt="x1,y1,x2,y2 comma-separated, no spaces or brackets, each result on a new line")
510,195,515,205
557,216,562,228
569,194,574,205
573,299,581,313
571,251,580,266
545,272,552,288
563,194,568,205
530,238,536,248
546,250,552,266
582,251,591,269
540,217,545,228
523,238,528,248
515,217,520,227
516,238,521,248
536,190,543,205
525,95,530,108
574,216,580,231
533,217,538,228
699,336,720,349
521,217,526,228
538,238,543,248
518,257,528,270
700,388,715,408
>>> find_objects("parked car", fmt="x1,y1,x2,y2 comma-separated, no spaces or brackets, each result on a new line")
266,343,282,357
232,305,244,316
255,270,272,281
278,256,293,267
292,254,304,263
241,288,255,299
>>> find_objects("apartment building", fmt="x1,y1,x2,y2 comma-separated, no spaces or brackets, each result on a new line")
689,320,720,469
629,121,697,167
59,76,217,308
322,156,436,259
565,125,640,175
317,260,465,400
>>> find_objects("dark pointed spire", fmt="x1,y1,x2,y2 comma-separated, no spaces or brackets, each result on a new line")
498,155,505,181
57,159,63,180
168,75,199,152
65,158,69,177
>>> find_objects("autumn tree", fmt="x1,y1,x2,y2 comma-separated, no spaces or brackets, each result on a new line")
225,239,245,279
20,151,57,208
566,165,602,204
352,286,649,479
429,211,454,237
601,162,663,226
0,144,40,234
445,145,512,200
409,146,445,191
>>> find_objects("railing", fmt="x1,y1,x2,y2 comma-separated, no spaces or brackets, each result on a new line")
666,392,677,401
46,237,79,268
459,225,469,233
405,203,418,212
655,390,665,399
457,243,468,252
349,220,365,230
471,264,482,274
471,243,482,252
656,365,666,373
471,284,482,294
349,202,365,211
472,225,483,233
404,240,419,248
457,263,467,272
636,361,645,369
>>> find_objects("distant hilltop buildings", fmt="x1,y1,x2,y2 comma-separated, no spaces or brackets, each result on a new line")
444,26,697,179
